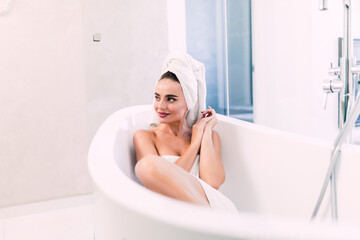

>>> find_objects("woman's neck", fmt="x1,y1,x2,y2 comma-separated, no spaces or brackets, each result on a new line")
158,120,190,137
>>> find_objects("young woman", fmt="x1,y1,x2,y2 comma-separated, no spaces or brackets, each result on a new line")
133,52,237,212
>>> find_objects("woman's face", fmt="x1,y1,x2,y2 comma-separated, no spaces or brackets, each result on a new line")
154,78,188,124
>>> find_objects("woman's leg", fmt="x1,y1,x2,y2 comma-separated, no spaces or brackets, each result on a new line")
135,155,209,206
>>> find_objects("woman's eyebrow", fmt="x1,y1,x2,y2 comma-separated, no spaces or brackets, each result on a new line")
154,93,178,98
166,94,178,98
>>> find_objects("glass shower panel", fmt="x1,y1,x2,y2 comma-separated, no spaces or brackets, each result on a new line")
185,0,227,115
185,0,252,121
226,0,253,121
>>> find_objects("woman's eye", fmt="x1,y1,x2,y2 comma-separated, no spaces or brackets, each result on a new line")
155,96,160,101
168,98,176,102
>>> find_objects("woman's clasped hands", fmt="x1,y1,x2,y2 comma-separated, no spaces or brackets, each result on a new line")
190,107,218,147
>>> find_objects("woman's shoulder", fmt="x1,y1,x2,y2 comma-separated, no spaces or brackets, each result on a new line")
133,129,156,139
133,129,157,151
133,129,159,159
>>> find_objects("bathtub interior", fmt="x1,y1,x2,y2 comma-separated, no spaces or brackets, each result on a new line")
217,117,360,222
107,105,360,222
112,110,150,185
110,106,324,216
212,117,332,217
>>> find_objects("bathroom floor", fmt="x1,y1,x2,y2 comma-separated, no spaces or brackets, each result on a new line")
0,195,94,240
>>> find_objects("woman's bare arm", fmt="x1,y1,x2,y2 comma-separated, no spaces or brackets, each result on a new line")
133,130,158,161
199,129,224,189
173,144,199,171
173,117,210,171
199,108,225,189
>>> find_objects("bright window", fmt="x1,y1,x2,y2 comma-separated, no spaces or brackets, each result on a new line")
185,0,253,121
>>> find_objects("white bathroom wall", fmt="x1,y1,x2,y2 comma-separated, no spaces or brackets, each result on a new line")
82,0,169,142
167,0,187,51
0,0,168,207
252,0,360,141
0,0,90,207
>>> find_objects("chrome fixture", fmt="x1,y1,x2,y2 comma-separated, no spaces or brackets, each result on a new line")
322,64,342,110
320,0,328,10
314,0,360,220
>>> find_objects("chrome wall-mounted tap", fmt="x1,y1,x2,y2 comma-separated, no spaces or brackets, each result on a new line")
322,63,342,110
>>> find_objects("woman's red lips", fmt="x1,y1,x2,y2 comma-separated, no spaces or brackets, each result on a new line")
158,112,170,118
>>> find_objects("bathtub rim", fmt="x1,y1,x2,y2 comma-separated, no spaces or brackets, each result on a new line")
88,104,360,239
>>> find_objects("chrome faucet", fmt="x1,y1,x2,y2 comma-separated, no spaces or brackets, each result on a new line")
314,0,360,221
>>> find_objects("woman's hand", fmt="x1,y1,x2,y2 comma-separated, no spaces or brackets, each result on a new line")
191,114,212,147
201,107,218,130
190,106,217,147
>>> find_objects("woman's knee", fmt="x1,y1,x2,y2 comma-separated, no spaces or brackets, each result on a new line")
135,155,159,184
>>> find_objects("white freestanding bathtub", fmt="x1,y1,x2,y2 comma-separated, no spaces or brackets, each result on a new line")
88,105,360,239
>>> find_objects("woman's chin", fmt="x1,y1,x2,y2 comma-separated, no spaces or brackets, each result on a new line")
158,116,179,124
158,118,170,123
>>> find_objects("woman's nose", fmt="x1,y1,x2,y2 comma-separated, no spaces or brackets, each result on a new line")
158,99,166,110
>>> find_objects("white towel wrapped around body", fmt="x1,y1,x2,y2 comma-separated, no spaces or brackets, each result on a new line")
150,51,206,128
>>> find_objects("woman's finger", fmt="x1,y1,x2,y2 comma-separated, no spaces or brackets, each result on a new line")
201,106,216,117
202,110,212,118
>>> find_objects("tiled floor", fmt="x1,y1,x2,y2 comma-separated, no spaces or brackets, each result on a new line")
0,195,94,240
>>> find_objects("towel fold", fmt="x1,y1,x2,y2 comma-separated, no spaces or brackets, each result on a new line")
150,51,206,128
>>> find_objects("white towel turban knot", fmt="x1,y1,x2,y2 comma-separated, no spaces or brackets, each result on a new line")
150,51,206,128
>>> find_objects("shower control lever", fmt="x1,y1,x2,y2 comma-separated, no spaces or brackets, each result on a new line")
322,63,342,110
322,78,343,93
322,77,342,110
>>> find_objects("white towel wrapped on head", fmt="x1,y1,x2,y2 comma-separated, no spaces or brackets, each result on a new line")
150,51,206,128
